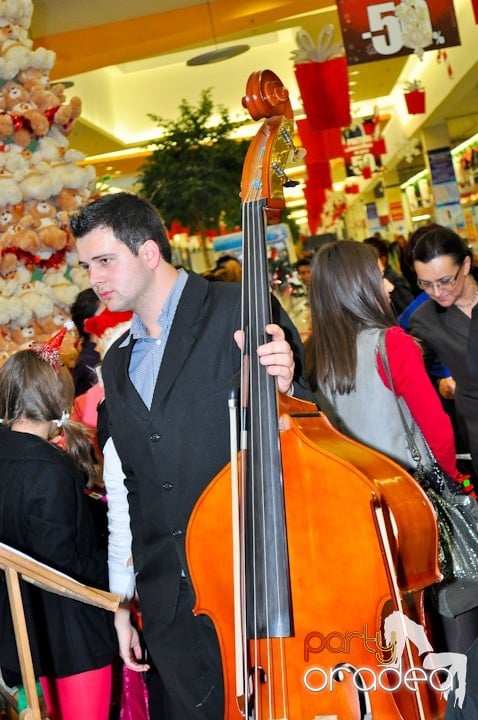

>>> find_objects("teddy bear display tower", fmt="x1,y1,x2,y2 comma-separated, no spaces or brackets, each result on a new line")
0,0,95,363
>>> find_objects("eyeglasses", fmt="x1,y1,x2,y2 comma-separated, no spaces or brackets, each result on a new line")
416,264,463,292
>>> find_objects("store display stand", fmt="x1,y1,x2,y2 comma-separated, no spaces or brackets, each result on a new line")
0,543,119,720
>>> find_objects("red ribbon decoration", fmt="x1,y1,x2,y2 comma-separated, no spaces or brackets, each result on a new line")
1,246,67,270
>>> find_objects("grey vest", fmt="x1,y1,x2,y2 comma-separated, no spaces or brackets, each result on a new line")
316,328,430,471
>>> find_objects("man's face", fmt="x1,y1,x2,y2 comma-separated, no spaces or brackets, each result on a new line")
297,264,311,287
76,227,150,314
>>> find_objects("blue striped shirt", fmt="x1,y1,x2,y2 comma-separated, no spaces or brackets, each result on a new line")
119,268,188,409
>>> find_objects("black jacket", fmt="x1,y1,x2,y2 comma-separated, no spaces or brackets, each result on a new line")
101,272,314,638
410,271,478,475
0,430,117,677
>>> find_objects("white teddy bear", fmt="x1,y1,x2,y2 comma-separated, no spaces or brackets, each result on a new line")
16,279,54,319
6,293,31,327
0,294,10,324
0,177,22,208
69,265,91,292
0,0,33,29
20,167,63,201
42,268,80,309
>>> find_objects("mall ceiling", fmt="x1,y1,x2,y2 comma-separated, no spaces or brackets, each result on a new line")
28,0,478,188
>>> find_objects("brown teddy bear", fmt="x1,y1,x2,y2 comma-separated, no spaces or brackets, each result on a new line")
0,202,41,254
2,221,41,252
21,199,67,251
54,96,82,135
17,67,56,94
30,85,82,136
2,81,50,146
0,201,24,235
56,187,85,214
0,249,17,274
0,93,14,140
56,187,88,248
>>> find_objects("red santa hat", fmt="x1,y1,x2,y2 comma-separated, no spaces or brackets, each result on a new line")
84,308,133,339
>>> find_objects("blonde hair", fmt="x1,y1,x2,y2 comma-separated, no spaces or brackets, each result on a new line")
0,350,96,483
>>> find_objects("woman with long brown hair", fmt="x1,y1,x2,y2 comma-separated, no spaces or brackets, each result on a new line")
307,240,457,478
306,239,478,656
0,336,117,720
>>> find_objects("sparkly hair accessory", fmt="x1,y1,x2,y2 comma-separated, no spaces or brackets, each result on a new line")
53,411,70,428
31,321,74,371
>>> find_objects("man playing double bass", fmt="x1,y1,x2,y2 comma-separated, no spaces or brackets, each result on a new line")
71,191,312,720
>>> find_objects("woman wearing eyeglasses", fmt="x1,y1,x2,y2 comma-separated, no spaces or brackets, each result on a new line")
306,239,459,483
306,239,478,656
409,225,478,478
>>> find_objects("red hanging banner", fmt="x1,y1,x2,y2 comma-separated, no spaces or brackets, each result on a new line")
336,0,461,65
296,119,344,162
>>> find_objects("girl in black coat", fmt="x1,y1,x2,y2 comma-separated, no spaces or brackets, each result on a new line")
0,341,117,720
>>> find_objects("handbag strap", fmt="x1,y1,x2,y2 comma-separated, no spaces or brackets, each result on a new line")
377,329,425,471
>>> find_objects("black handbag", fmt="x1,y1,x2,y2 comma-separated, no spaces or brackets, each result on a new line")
378,331,478,618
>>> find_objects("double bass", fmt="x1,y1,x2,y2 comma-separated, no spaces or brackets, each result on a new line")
187,70,445,719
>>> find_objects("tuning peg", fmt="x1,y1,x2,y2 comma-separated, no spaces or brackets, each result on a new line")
279,128,306,165
272,162,300,187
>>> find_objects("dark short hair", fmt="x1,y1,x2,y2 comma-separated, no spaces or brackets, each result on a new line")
70,288,101,340
363,236,389,259
296,258,311,269
214,254,241,269
70,192,172,263
412,225,472,266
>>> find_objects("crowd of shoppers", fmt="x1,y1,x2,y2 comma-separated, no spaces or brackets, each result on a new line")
1,197,477,719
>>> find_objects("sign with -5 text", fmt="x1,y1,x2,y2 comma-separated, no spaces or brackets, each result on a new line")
336,0,460,65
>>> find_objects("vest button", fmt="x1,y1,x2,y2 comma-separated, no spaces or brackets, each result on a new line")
150,433,161,442
161,482,173,491
171,529,183,538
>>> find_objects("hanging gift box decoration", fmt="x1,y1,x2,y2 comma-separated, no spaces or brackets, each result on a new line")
292,26,351,132
403,80,426,114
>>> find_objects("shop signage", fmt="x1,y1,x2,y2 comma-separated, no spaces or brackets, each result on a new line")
428,147,465,230
336,0,461,66
342,118,385,179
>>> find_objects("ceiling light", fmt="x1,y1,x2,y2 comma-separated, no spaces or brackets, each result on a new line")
400,168,428,189
187,0,249,66
187,45,250,65
451,132,478,156
51,80,74,89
